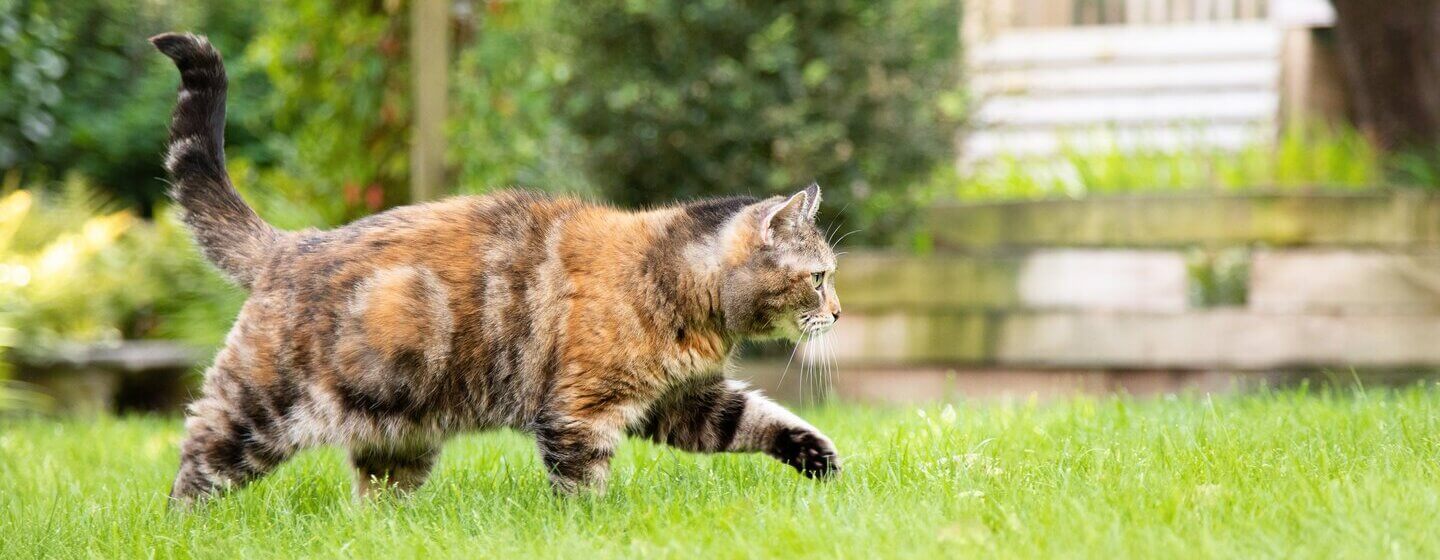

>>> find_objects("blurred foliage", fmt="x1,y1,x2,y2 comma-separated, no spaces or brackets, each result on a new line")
244,0,412,227
1388,146,1440,189
1187,248,1251,309
0,379,50,413
3,0,965,239
0,182,139,349
16,0,1434,361
0,0,414,226
0,0,271,212
449,0,592,195
0,179,240,354
554,0,964,242
958,125,1383,200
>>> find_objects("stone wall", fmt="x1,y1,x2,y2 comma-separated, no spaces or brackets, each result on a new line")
770,192,1440,402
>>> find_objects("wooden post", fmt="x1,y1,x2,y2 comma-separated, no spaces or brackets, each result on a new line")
411,0,450,202
1279,27,1314,133
964,0,1018,43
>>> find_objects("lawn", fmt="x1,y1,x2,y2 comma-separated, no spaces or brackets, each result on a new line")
3,385,1439,558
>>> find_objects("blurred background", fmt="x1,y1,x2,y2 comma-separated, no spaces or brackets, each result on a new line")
3,0,1439,414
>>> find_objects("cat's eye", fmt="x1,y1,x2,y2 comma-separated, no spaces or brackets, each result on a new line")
810,272,826,290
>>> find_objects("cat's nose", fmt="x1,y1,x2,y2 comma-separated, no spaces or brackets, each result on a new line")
832,310,841,322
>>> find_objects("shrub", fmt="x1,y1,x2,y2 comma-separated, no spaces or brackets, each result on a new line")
0,0,270,210
449,0,592,196
553,0,963,242
0,179,239,353
244,0,412,226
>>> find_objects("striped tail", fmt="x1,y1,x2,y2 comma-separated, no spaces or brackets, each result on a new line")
151,32,279,289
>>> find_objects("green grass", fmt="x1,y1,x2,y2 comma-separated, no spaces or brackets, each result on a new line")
957,125,1384,201
4,386,1440,558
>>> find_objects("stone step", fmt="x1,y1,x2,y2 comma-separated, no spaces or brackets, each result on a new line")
1249,249,1440,314
839,248,1440,315
927,192,1440,251
838,250,1188,313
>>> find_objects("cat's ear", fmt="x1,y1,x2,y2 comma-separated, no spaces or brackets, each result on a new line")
760,191,810,245
802,182,821,221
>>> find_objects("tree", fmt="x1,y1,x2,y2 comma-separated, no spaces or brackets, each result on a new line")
1330,0,1440,154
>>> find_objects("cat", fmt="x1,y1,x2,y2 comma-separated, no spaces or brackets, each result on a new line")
151,32,843,503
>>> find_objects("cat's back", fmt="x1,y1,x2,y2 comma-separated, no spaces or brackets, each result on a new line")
252,190,585,293
217,191,594,428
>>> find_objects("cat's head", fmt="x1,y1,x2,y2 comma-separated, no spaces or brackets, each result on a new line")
720,183,841,340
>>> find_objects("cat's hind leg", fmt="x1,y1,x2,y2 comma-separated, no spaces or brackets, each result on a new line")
170,388,296,505
349,443,441,498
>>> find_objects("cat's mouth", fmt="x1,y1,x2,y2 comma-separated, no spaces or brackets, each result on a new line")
798,314,836,336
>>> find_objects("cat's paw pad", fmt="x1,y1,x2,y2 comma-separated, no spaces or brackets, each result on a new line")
770,428,841,479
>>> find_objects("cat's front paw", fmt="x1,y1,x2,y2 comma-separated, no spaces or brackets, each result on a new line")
769,427,841,479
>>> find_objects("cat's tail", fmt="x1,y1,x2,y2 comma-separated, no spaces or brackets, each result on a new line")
151,32,280,289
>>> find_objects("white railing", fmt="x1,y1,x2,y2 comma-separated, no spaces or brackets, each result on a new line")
958,0,1340,164
974,0,1269,30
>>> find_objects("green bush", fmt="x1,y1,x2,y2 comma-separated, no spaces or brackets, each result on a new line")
244,0,412,227
0,0,271,210
554,0,963,242
5,0,964,242
0,180,239,353
449,0,592,196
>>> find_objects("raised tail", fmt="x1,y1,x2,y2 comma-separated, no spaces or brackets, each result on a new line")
151,32,279,289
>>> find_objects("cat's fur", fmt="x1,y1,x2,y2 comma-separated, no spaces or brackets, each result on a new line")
152,33,843,503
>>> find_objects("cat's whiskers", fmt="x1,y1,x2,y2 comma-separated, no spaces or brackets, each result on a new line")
778,328,807,388
822,203,853,245
823,331,835,400
825,220,844,246
797,325,836,404
827,331,838,401
832,228,862,247
801,331,815,404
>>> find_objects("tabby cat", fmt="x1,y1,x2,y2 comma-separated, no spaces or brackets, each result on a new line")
152,32,842,503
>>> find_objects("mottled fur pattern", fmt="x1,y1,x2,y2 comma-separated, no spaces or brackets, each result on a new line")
153,33,844,503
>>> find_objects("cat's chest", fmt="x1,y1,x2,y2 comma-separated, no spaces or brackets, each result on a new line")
660,327,732,378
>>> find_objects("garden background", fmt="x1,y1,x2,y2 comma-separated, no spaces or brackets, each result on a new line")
6,1,1440,556
6,0,1440,410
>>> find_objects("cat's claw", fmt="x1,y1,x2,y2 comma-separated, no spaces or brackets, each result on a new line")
771,428,841,479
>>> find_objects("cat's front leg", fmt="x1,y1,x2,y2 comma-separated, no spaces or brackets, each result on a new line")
729,383,841,479
533,406,624,494
636,377,841,479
